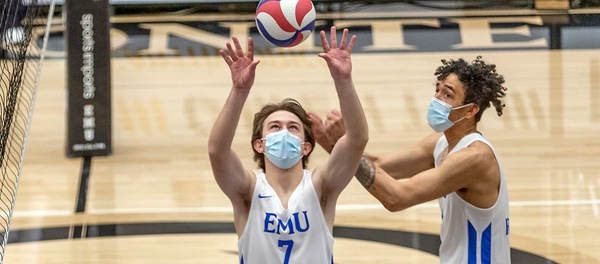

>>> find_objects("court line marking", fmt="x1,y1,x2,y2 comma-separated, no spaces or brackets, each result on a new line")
12,199,600,217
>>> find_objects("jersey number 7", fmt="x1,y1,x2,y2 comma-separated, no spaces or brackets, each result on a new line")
278,240,294,264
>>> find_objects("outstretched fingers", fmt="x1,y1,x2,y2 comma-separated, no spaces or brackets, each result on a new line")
221,36,258,65
329,26,338,49
219,38,237,65
320,29,330,53
339,28,356,54
346,35,356,54
219,49,232,66
320,27,357,54
339,28,348,50
247,37,254,60
232,36,245,59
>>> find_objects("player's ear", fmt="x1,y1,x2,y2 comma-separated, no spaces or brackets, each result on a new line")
301,142,312,156
466,104,480,119
253,139,265,153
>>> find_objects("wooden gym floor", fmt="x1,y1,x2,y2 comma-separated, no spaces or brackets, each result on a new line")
4,3,600,263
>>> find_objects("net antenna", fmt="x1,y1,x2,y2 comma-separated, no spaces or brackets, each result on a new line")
0,0,57,262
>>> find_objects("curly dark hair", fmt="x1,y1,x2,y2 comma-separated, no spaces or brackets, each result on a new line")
434,56,507,122
251,98,315,172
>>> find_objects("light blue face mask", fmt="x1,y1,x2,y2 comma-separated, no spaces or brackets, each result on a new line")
426,97,472,132
263,129,303,169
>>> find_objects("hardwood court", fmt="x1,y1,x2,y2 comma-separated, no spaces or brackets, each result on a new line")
4,6,600,264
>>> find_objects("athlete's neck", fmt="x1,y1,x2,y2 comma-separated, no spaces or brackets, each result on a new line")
444,123,477,152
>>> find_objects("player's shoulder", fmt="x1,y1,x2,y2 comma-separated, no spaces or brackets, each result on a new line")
463,134,494,154
419,132,444,151
457,139,496,166
424,132,444,142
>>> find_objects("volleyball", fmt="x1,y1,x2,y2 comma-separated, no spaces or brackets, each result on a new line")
255,0,316,47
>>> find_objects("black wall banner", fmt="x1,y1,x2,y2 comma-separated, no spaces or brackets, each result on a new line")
65,0,112,158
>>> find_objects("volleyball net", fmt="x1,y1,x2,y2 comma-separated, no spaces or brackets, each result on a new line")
0,0,56,262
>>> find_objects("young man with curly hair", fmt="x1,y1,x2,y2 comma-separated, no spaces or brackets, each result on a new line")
310,56,510,263
208,26,368,264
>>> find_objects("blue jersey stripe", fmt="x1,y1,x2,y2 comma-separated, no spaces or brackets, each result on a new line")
468,221,477,264
481,224,492,264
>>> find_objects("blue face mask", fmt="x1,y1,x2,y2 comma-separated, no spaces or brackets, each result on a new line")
426,97,472,132
263,129,303,169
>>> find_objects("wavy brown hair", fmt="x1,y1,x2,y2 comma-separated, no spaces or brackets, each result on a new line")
251,98,315,172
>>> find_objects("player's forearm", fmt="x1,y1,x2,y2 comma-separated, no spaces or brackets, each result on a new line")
355,156,408,212
355,156,376,189
208,88,250,153
335,79,368,146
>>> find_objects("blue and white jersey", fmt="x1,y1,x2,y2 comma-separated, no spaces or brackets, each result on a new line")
238,170,333,264
435,133,511,264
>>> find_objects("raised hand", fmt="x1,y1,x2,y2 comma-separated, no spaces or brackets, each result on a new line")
220,36,260,92
308,109,347,154
308,112,334,153
323,109,346,145
318,26,356,81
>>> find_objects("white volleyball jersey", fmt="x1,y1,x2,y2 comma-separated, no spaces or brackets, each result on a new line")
435,133,511,264
238,170,334,264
